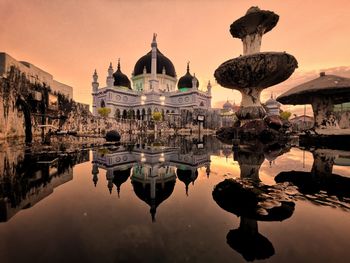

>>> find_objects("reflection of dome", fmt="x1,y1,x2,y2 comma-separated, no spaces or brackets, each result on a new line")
134,49,176,77
113,167,131,197
132,179,176,222
176,168,198,195
178,63,199,90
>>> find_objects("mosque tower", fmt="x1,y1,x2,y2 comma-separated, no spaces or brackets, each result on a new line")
149,33,159,91
92,70,99,116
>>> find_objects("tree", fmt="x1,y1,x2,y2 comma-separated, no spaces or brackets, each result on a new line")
152,111,162,121
98,107,111,118
280,111,292,120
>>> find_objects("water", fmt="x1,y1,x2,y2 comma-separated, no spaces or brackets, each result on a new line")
0,136,350,263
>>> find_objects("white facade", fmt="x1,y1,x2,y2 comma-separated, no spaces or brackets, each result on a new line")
91,35,212,119
264,94,281,116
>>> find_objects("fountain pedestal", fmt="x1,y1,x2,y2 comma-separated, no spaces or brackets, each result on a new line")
214,7,298,125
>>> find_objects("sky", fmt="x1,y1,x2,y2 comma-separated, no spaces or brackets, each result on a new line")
1,0,350,115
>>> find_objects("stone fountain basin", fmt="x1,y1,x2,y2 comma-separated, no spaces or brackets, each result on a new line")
214,52,298,89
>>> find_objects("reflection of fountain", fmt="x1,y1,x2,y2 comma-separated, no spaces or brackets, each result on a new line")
227,217,274,262
275,149,350,204
234,143,265,182
214,7,297,125
213,140,294,261
233,141,290,181
213,178,295,261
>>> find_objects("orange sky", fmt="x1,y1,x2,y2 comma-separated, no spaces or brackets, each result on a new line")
1,0,350,111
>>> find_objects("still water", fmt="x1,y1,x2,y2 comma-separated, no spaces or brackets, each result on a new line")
0,136,350,263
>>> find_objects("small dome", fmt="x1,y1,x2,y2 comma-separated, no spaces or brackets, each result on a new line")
223,100,233,110
113,167,131,197
134,48,176,77
113,60,131,89
265,94,280,107
177,63,199,90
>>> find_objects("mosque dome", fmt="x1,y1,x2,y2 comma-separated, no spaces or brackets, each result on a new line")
113,60,131,89
133,49,176,77
177,63,199,90
223,100,233,110
265,94,280,107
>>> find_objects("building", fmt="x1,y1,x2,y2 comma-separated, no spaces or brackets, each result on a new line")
220,100,239,127
289,115,314,131
264,94,281,116
0,52,73,98
91,34,212,120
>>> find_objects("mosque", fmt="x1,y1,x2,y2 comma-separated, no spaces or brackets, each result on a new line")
91,34,212,120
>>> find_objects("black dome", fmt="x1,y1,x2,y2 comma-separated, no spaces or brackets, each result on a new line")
113,62,131,89
177,64,199,90
133,48,176,77
132,179,176,221
113,167,131,197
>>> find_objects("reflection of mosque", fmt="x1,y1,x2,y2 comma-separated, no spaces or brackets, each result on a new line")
92,137,219,221
0,150,89,222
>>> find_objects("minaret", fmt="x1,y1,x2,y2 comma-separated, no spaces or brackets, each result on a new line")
106,62,114,87
149,33,159,91
207,80,212,108
151,33,157,80
92,69,99,116
207,80,212,95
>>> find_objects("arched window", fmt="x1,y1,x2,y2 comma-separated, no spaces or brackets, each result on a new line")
147,108,152,121
100,100,106,108
136,109,141,120
200,101,204,107
122,109,127,119
115,108,121,119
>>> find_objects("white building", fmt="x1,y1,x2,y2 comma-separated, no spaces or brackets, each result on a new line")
264,94,281,116
92,34,212,120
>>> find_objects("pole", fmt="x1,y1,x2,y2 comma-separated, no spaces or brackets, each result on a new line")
303,105,306,130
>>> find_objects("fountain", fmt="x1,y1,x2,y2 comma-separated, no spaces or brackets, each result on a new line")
214,7,298,126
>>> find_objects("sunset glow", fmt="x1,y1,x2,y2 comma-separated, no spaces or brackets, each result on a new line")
1,0,350,110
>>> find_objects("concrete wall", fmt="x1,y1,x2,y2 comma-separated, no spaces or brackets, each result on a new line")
0,52,73,98
52,80,73,99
